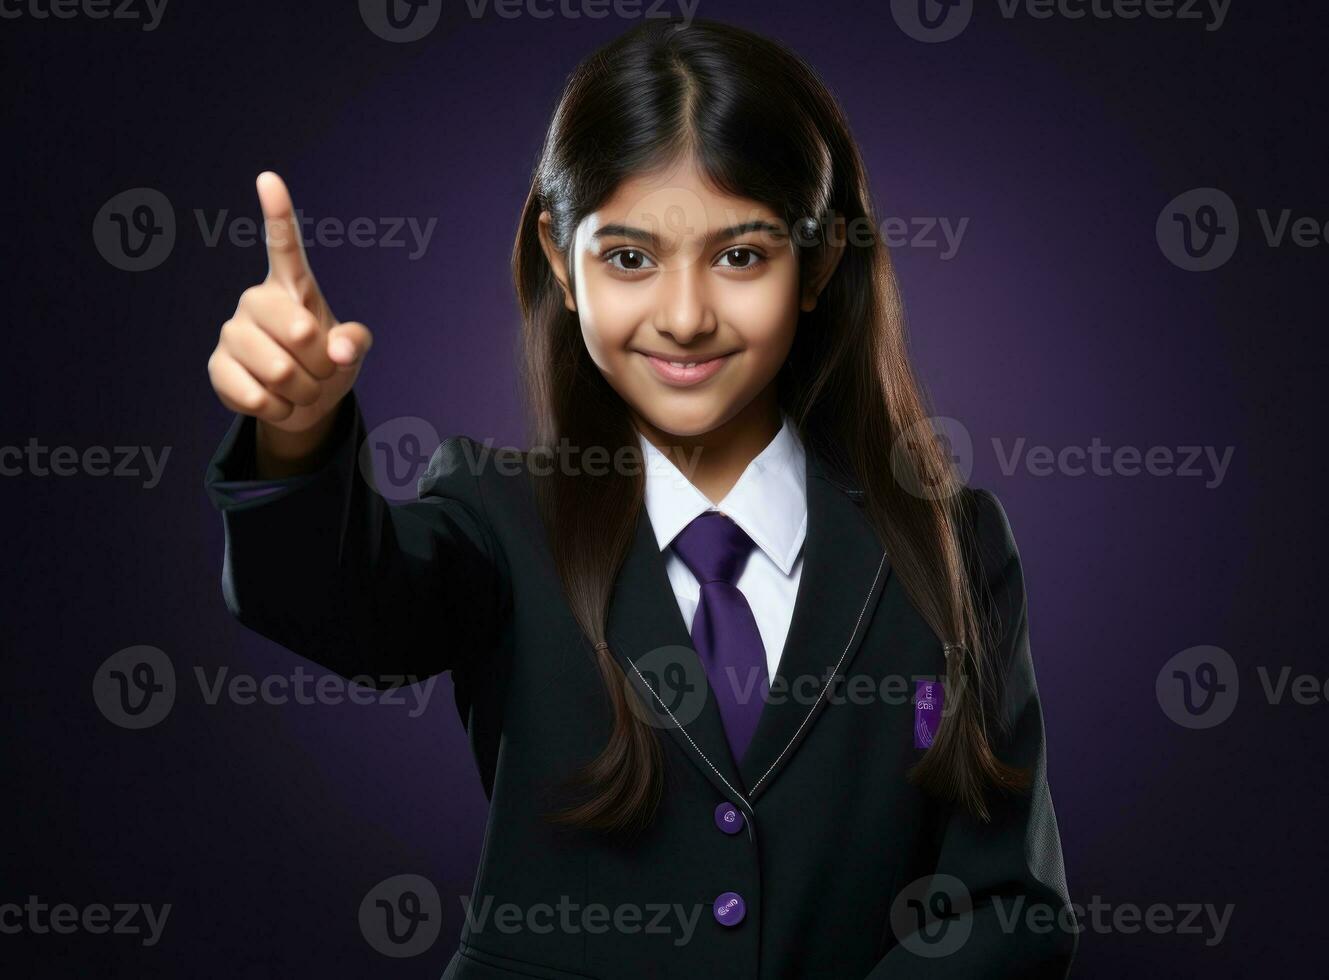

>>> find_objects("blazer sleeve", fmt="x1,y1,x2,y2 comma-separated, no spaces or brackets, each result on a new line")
865,488,1077,979
202,388,512,686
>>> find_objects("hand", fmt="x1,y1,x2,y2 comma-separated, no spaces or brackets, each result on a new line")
207,172,373,468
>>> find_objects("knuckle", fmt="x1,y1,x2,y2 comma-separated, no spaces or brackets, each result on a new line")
207,351,229,386
288,316,316,344
268,358,295,384
293,278,318,308
266,400,295,422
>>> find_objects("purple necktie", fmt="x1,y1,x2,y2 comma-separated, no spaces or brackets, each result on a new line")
671,511,770,767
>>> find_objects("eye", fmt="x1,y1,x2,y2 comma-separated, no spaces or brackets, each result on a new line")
604,248,657,273
715,247,765,270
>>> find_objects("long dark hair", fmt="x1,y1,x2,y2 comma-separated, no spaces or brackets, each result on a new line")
511,16,1030,838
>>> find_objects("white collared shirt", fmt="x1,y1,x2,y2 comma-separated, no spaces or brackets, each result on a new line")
637,414,808,684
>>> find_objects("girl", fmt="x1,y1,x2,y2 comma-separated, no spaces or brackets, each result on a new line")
205,17,1075,980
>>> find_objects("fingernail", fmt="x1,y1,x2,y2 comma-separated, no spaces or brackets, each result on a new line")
330,337,355,362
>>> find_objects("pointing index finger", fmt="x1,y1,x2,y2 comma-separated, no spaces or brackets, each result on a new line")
256,171,314,294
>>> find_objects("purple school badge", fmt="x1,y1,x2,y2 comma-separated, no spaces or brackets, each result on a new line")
914,679,944,748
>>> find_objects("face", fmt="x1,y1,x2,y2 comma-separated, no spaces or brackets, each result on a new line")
539,157,837,446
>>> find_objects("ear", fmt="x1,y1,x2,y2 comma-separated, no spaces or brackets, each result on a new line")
538,211,577,313
799,215,847,313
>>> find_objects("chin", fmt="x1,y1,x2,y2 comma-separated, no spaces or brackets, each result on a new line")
632,398,735,440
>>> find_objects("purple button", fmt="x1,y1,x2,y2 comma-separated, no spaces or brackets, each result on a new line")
713,892,746,927
714,802,745,835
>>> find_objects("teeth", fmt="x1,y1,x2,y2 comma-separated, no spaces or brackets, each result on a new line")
669,361,698,368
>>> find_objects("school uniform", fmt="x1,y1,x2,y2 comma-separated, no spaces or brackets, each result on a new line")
638,408,807,687
204,389,1076,979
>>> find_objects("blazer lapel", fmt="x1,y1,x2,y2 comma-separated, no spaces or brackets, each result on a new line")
601,442,891,808
604,504,750,806
736,445,892,801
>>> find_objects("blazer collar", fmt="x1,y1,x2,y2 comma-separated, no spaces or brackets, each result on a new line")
603,438,891,814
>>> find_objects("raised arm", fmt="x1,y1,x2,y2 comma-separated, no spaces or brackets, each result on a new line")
203,173,511,686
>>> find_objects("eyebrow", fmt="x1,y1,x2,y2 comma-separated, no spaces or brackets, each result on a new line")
591,219,787,250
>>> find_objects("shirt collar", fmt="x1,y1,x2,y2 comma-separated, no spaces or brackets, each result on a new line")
637,413,808,575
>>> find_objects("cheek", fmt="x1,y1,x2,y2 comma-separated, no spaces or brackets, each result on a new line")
717,278,800,363
576,276,643,370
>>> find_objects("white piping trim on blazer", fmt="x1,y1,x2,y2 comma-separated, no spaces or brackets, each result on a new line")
623,655,758,844
748,548,890,797
616,545,887,841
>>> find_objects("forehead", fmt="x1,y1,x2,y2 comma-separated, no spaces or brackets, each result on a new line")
588,157,783,240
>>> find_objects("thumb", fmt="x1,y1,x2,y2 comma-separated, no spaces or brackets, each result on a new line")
326,321,373,371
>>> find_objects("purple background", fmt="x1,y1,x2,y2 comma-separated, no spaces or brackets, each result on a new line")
3,1,1324,976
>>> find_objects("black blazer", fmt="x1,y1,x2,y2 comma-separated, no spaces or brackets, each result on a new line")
204,390,1076,980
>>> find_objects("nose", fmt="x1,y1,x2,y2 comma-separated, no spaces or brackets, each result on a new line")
652,259,717,344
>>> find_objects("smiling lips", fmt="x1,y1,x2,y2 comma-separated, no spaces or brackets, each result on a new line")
641,351,734,386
